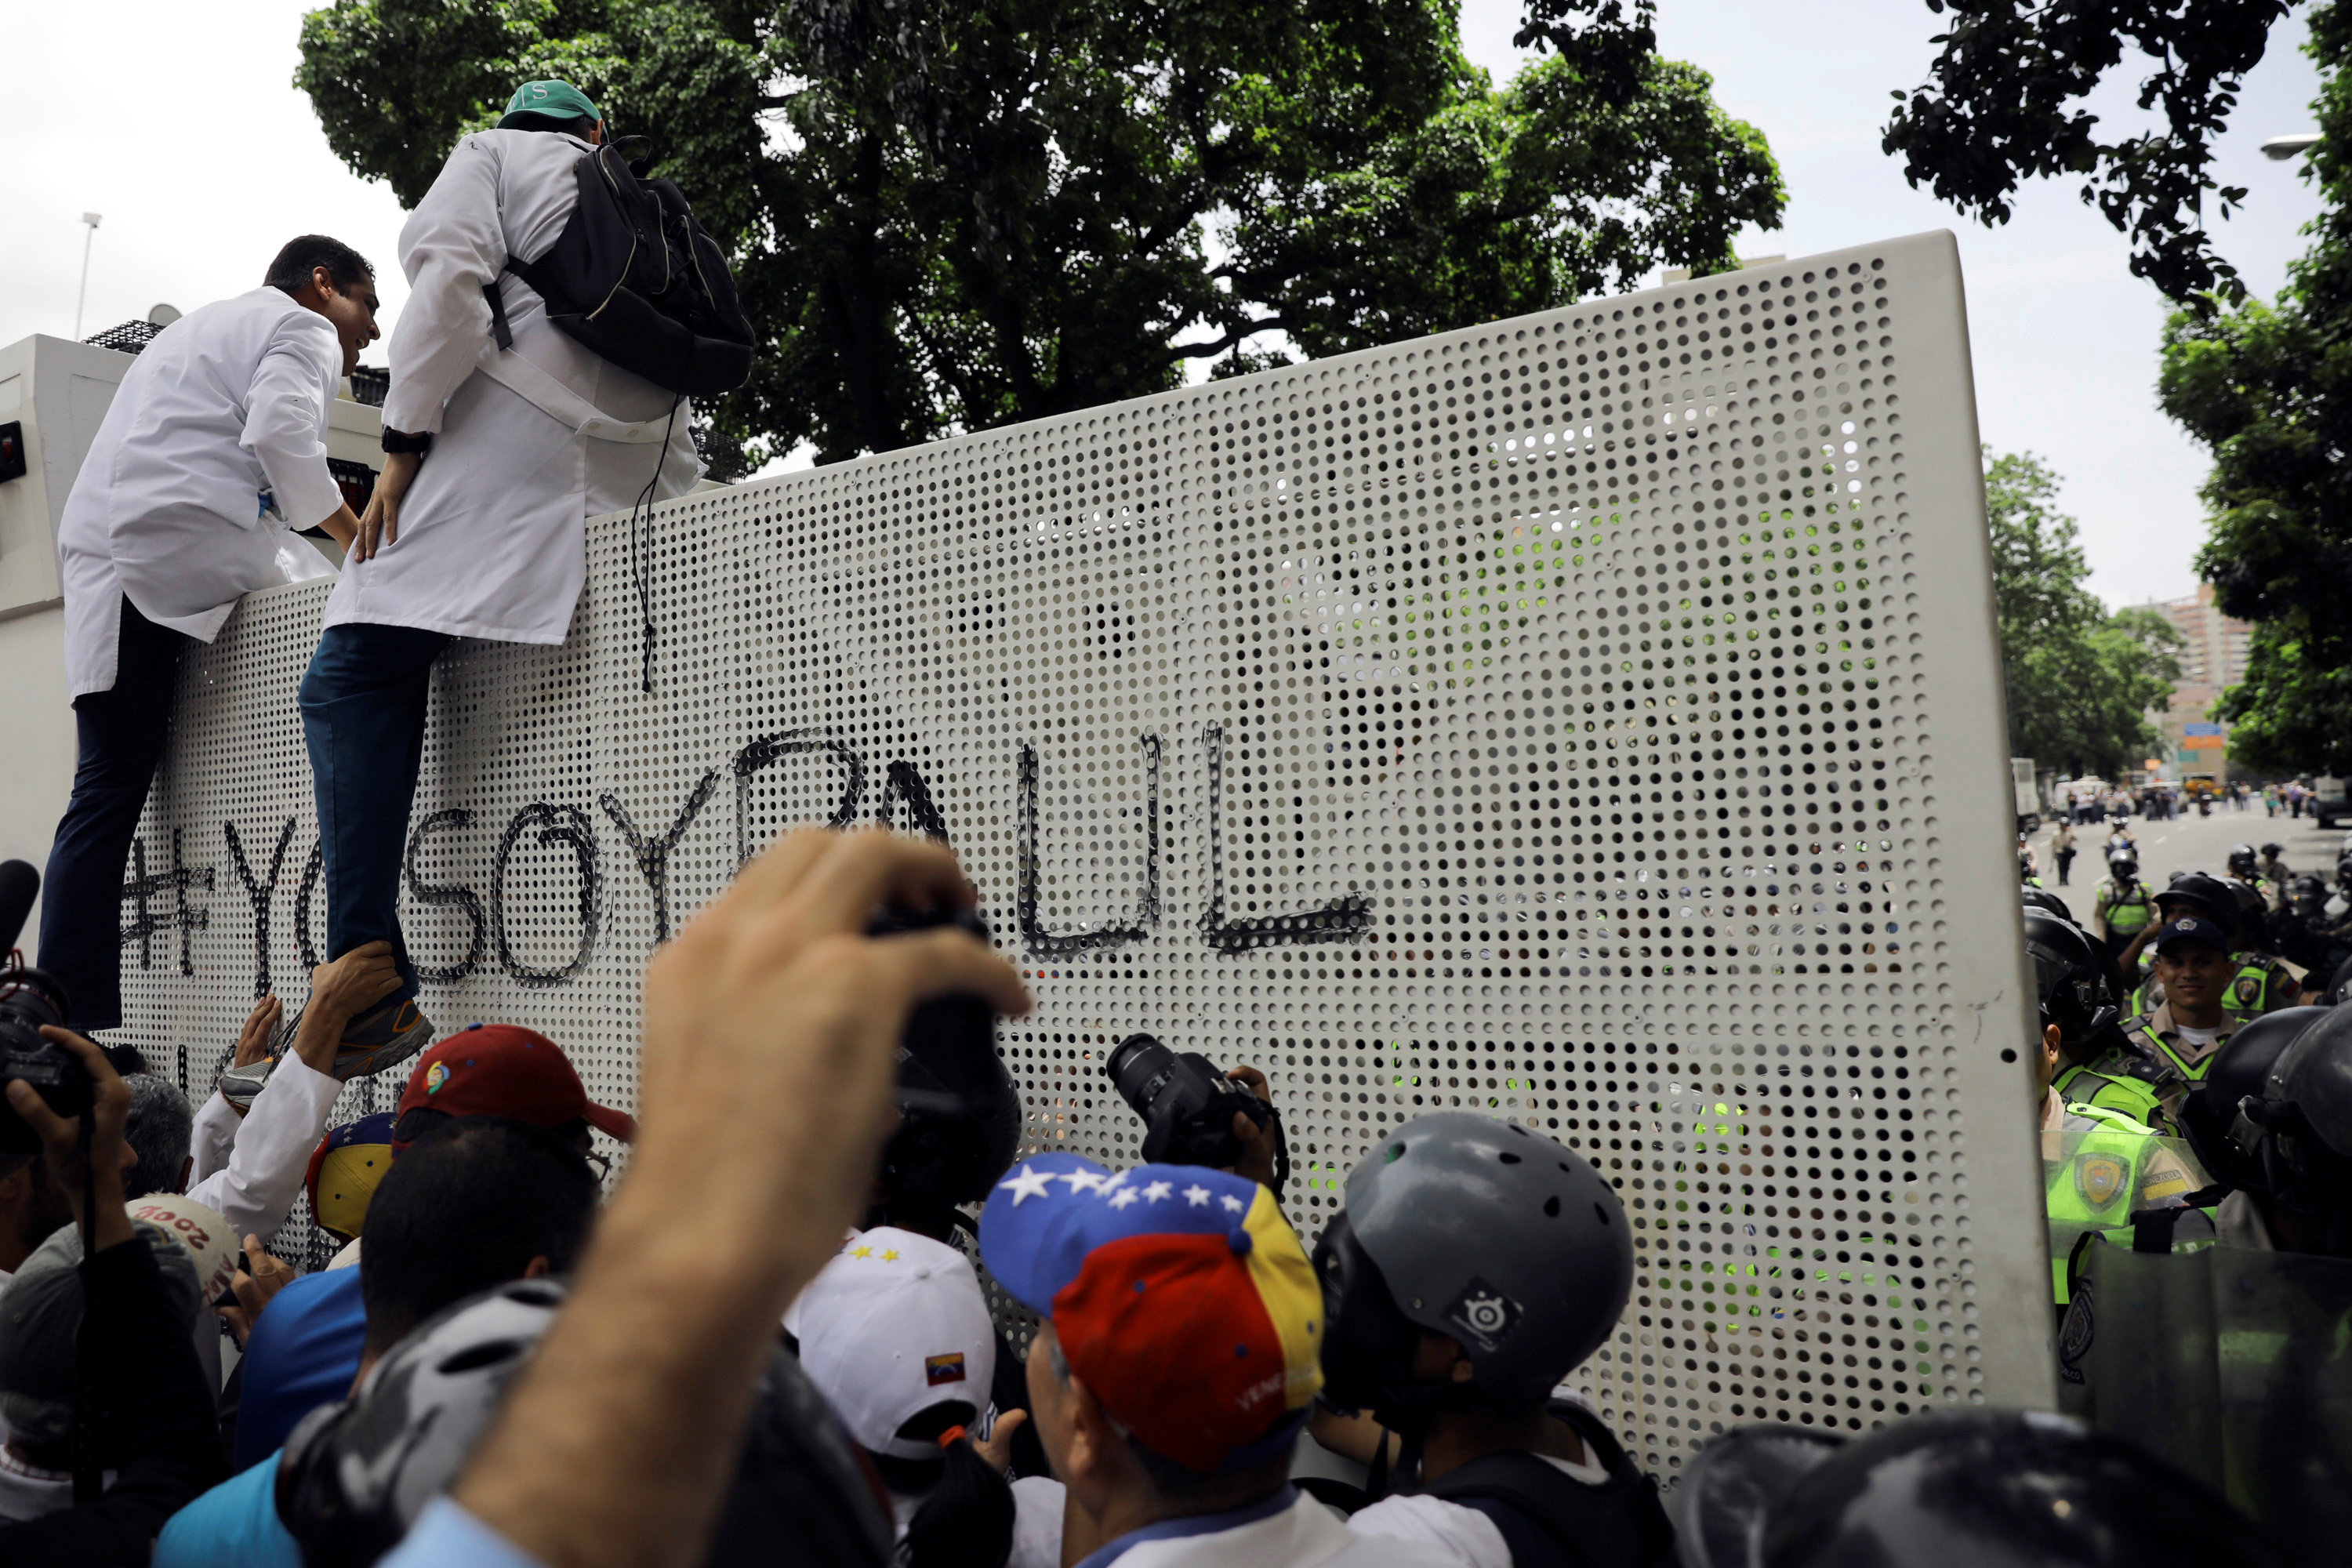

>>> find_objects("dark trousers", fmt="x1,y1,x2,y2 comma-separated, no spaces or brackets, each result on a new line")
298,622,454,1006
38,599,196,1031
2055,850,2076,886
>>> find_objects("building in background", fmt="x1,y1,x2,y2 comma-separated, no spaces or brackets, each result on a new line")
2142,583,2253,784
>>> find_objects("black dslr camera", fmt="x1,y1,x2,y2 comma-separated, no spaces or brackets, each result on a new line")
0,966,85,1156
866,905,1021,1214
1105,1033,1286,1196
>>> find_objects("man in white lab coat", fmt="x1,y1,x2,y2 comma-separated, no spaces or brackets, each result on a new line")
298,80,700,1059
40,238,379,1036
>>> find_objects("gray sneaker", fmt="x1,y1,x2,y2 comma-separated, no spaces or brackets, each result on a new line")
216,998,434,1114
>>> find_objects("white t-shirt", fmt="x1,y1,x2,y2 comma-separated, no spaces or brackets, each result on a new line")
1347,1452,1612,1568
2174,1025,2221,1056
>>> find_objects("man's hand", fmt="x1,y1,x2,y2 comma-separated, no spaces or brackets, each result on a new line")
974,1410,1029,1475
215,1235,296,1347
5,1027,136,1253
288,942,401,1075
633,826,1033,1259
353,448,420,562
1222,1064,1279,1190
234,993,283,1069
456,827,1030,1568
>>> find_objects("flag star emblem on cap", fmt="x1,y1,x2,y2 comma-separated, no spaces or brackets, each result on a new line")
1109,1187,1142,1209
1062,1171,1108,1193
1143,1181,1174,1202
1221,1194,1246,1213
850,1244,873,1258
1183,1184,1211,1207
999,1166,1054,1205
881,1249,899,1261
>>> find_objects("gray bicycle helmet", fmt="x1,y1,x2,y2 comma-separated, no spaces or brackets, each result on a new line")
1316,1111,1630,1410
279,1279,891,1566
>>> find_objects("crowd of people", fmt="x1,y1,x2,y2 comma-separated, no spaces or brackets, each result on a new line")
0,817,2331,1566
5,69,2339,1568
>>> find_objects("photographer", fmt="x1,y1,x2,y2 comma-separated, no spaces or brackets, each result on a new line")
1105,1034,1285,1192
375,827,1029,1568
0,1029,227,1563
1311,1114,1671,1568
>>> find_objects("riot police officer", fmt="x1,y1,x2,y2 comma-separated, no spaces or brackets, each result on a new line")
2176,1005,2331,1252
2092,848,2154,963
2119,872,2299,1025
2027,909,2169,1130
1312,1112,1674,1566
2230,1000,2352,1258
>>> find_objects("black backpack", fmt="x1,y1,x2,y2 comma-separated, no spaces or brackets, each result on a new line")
487,135,754,397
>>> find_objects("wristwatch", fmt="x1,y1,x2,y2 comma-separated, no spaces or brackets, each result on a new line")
381,428,434,458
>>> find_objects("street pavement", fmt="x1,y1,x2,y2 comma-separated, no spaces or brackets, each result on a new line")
2028,800,2349,930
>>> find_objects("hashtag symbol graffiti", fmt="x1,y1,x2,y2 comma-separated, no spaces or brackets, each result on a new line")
120,828,214,976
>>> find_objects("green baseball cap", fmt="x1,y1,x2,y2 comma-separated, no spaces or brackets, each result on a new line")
497,80,601,130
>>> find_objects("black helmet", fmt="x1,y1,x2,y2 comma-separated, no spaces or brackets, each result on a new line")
1671,1408,2281,1568
2262,843,2284,858
2024,909,2118,1044
2230,844,2259,879
1316,1112,1630,1416
2237,1003,2352,1232
2323,953,2352,1007
2180,1007,2327,1192
279,1280,892,1567
2020,888,2077,926
2156,872,2241,938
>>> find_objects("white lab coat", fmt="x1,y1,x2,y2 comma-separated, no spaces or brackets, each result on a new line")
56,289,345,697
326,128,702,644
183,1051,343,1248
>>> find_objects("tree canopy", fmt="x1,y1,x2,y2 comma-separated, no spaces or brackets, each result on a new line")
1882,0,2296,304
2158,3,2352,775
296,0,1782,463
1984,449,2183,777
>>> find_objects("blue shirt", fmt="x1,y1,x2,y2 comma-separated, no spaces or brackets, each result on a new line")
154,1451,301,1568
235,1266,368,1471
383,1497,546,1568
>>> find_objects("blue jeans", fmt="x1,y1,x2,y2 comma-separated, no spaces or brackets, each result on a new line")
299,623,454,1006
38,597,194,1031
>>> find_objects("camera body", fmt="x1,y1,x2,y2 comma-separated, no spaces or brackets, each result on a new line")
1105,1032,1272,1171
866,906,1019,1210
0,967,85,1155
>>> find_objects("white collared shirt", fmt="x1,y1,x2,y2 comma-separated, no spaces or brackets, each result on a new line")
184,1052,344,1248
56,289,344,695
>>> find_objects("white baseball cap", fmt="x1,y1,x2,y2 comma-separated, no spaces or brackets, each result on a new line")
785,1226,996,1461
125,1192,241,1305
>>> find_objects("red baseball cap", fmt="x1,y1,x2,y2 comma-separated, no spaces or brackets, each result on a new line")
394,1025,635,1148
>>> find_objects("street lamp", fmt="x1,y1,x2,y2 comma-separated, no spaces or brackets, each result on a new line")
2263,133,2322,161
74,212,102,340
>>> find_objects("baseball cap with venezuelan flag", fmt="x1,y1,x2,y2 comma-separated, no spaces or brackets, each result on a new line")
978,1153,1321,1472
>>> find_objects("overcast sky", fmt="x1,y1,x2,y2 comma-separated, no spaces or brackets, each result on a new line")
2,1,2325,608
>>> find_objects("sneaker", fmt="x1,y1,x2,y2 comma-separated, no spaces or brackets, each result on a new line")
331,996,437,1082
217,998,434,1114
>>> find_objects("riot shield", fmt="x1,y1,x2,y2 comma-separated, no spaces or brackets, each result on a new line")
2042,1123,2210,1306
2063,1225,2352,1561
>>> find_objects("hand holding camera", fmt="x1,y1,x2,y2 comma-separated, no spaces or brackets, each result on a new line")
1105,1033,1288,1196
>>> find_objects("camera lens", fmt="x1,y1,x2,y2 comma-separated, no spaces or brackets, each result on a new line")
1106,1033,1178,1118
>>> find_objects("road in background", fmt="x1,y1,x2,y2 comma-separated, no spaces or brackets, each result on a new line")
2028,800,2347,931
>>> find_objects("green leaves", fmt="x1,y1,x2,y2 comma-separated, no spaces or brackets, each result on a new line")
1881,0,2295,305
296,0,1783,461
1983,448,2183,776
2154,3,2352,774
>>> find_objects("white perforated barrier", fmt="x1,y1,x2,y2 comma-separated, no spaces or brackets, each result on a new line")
120,231,2051,1474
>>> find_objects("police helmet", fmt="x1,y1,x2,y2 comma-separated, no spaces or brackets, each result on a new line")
2020,888,2077,926
2155,871,2241,938
2180,1007,2327,1192
279,1279,892,1566
2238,1003,2352,1223
1316,1112,1630,1415
2024,909,2118,1044
2107,849,2140,880
2323,953,2352,1008
2261,842,2283,858
1672,1408,2281,1568
2229,843,2259,879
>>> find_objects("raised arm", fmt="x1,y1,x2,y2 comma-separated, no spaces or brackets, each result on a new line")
380,135,510,440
